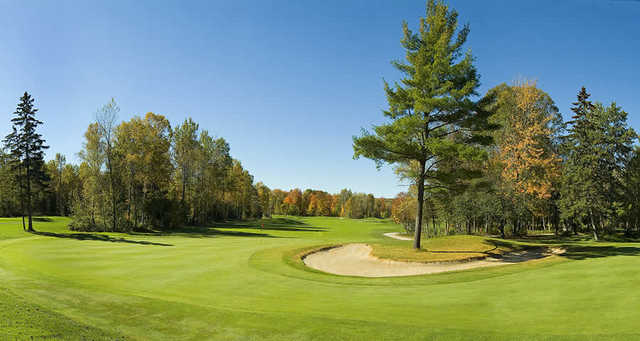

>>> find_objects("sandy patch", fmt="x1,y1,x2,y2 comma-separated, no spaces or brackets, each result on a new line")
383,232,413,241
303,243,562,277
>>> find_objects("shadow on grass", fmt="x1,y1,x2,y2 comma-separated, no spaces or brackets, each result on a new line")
0,217,52,224
513,234,595,244
491,236,640,261
488,239,532,251
219,217,326,232
32,231,174,246
561,245,640,260
130,226,284,239
514,232,640,244
32,217,53,222
426,246,499,254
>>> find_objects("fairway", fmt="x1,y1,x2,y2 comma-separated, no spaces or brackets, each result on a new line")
1,216,639,340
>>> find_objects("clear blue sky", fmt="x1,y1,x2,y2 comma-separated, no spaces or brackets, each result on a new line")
1,0,638,198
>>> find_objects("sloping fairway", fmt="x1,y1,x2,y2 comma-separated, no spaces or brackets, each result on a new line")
1,216,640,340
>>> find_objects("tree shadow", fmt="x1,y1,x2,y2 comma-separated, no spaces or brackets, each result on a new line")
489,237,640,261
514,233,640,244
561,245,640,260
426,246,499,254
486,239,532,251
33,217,53,222
222,224,327,233
220,217,326,232
32,231,174,246
130,226,284,239
511,235,591,245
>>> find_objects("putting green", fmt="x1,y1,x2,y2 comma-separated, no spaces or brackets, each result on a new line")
0,216,639,340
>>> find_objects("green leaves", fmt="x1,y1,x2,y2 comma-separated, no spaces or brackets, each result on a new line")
353,0,491,247
2,92,49,230
559,87,637,237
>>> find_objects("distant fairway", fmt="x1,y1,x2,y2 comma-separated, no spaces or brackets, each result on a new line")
1,216,639,340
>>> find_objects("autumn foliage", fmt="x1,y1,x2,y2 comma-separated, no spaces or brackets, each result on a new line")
498,81,561,201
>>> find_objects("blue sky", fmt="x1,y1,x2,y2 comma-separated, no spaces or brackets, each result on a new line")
1,0,638,197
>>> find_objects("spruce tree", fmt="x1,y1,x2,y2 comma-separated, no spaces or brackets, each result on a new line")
353,0,493,248
559,87,636,240
3,92,49,231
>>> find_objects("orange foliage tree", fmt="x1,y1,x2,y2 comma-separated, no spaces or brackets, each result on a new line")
498,81,561,217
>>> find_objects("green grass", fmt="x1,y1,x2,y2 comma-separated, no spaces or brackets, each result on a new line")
0,287,124,340
369,235,518,262
1,215,639,340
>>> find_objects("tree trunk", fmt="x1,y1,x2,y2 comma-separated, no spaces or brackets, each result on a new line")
26,159,34,232
413,160,426,249
105,144,117,232
181,167,187,203
20,175,25,231
590,211,599,241
91,197,96,227
432,214,436,237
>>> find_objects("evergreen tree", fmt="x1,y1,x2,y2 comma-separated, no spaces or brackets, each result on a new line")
559,87,636,240
0,150,21,216
353,0,493,248
3,92,49,231
622,147,640,236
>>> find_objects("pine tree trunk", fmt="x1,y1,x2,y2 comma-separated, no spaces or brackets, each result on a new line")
26,159,34,232
590,210,599,241
20,175,25,231
432,214,436,237
413,160,426,249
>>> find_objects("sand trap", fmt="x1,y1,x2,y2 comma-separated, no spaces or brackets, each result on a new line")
303,243,563,277
383,232,413,241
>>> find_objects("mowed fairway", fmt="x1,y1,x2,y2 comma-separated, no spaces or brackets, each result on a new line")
1,216,640,340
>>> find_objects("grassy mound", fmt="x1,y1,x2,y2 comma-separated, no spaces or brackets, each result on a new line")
371,235,524,263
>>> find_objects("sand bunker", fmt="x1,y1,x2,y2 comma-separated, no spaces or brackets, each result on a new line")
383,232,413,241
303,243,563,277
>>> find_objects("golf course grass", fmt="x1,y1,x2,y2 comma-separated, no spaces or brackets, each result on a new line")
370,235,519,263
1,216,639,340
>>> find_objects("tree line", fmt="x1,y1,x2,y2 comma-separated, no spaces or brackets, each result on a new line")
357,0,639,247
388,82,638,241
1,95,392,231
267,188,391,219
1,97,266,231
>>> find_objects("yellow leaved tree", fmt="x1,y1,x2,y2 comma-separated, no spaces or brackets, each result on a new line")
498,80,562,218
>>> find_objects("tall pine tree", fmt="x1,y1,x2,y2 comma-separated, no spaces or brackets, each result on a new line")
3,92,49,231
352,0,493,248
